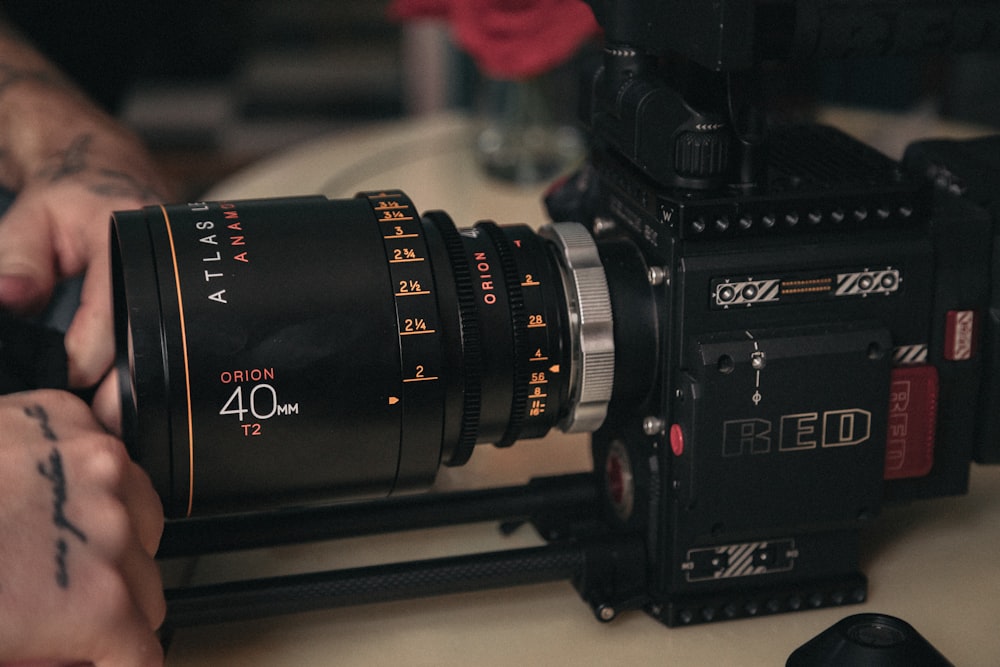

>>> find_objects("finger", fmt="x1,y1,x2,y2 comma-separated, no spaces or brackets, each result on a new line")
70,432,162,558
0,273,49,314
117,533,166,630
121,460,164,558
91,372,122,436
90,383,164,556
65,251,114,388
68,490,164,633
89,596,165,667
0,200,57,314
72,557,164,667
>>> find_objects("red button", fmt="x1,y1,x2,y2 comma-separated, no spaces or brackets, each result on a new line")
884,365,938,480
670,423,685,457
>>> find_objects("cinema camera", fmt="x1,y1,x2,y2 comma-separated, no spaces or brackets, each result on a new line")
110,0,1000,628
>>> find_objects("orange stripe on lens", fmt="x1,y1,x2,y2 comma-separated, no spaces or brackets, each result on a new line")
161,206,196,517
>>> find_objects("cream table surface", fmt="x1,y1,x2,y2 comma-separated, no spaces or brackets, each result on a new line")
161,111,1000,666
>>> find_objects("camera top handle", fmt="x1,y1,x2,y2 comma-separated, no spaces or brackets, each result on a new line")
581,1,1000,193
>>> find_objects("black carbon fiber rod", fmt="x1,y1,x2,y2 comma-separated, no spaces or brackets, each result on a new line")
158,473,598,558
164,542,587,628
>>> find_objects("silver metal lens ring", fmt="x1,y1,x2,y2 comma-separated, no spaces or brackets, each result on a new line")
539,222,615,432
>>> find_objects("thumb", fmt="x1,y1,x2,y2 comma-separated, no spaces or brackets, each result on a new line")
0,200,58,315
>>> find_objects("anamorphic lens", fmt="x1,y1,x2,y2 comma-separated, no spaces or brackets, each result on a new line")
111,191,614,518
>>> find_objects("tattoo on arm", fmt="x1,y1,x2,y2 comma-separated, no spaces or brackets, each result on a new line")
41,133,90,182
25,404,89,589
23,403,57,441
0,46,163,200
36,133,163,202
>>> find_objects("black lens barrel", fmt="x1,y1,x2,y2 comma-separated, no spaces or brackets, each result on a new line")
112,192,601,518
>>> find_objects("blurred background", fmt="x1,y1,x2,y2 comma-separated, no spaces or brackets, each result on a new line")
4,0,454,198
3,0,998,200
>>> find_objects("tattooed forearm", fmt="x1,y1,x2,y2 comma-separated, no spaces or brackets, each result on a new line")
38,134,162,201
34,132,164,202
38,133,91,182
26,404,89,589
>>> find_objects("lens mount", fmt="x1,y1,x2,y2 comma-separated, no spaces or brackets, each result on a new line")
540,222,615,432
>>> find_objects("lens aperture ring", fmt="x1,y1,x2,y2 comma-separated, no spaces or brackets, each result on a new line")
502,226,570,439
475,221,529,447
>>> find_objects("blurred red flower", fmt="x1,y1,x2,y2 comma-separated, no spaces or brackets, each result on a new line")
389,0,599,79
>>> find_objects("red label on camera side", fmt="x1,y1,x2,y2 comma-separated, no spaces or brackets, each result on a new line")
944,309,978,361
884,365,938,480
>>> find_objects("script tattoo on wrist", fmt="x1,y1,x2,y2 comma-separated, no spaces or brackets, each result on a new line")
39,133,163,202
25,404,89,589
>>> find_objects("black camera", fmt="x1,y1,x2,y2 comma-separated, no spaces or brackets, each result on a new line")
109,0,1000,630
